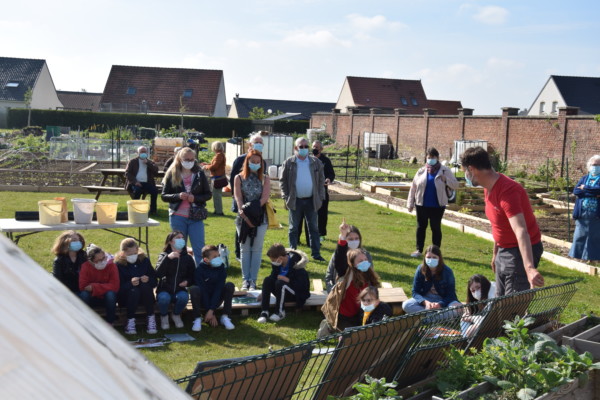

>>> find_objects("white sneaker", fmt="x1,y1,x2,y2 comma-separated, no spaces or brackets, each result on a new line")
125,318,137,335
192,317,202,332
248,280,257,291
257,312,269,323
160,315,170,330
410,251,422,258
147,315,157,334
220,315,235,330
269,311,286,322
172,313,184,328
241,280,249,291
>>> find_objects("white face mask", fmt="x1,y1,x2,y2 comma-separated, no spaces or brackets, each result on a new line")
181,161,195,170
347,240,360,249
471,290,482,300
126,254,138,264
94,259,108,270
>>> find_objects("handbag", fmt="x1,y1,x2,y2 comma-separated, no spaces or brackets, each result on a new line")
265,200,282,229
443,170,456,203
213,176,228,189
189,204,208,221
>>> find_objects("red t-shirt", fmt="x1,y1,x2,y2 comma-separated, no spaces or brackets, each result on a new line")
484,174,541,248
339,283,366,317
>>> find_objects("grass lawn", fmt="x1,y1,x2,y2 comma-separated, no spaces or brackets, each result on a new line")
1,190,599,381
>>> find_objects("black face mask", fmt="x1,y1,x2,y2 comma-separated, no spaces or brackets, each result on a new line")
312,149,320,156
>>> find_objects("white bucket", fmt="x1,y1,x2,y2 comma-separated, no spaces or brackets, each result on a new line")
127,200,149,224
38,200,63,225
96,202,118,224
71,198,97,224
268,165,279,179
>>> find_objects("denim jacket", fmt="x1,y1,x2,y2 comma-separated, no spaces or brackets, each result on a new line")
572,175,600,220
410,264,458,307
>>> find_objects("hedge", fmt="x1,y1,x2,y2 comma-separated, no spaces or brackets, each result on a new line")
8,109,253,138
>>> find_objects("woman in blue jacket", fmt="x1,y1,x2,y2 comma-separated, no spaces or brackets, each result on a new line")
403,245,462,314
569,155,600,261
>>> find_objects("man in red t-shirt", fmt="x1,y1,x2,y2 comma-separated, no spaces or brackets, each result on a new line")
460,147,544,296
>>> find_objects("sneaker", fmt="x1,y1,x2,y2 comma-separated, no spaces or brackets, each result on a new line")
410,251,422,258
269,311,286,322
257,311,269,324
241,280,249,291
236,257,241,262
160,315,170,330
192,317,202,332
220,315,235,330
125,318,137,335
172,313,184,328
313,255,326,262
249,280,257,291
147,315,157,334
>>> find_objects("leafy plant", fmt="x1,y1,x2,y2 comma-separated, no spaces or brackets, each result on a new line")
458,207,472,214
328,375,402,400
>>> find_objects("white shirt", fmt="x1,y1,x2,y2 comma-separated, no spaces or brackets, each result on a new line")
295,157,313,198
136,159,148,183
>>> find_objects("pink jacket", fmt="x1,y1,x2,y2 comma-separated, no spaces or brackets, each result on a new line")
407,165,459,209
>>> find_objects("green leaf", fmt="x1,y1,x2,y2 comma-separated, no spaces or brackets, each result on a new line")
517,388,537,400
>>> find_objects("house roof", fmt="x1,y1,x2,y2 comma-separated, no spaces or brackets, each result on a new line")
100,65,224,115
231,97,335,119
552,75,600,115
263,112,303,121
57,91,102,111
427,99,463,115
0,57,45,102
345,76,429,111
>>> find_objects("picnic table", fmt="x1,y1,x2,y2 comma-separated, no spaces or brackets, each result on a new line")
0,218,161,257
83,168,165,201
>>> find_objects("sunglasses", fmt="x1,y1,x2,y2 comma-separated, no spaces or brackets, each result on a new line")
298,145,309,149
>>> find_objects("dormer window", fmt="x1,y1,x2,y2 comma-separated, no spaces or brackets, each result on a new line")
5,81,19,88
400,97,408,106
183,89,193,98
411,98,418,106
126,87,137,95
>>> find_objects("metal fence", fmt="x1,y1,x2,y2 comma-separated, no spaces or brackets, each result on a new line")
49,137,151,161
175,279,580,400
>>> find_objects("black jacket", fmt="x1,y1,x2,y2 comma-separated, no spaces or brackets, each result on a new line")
317,153,335,183
238,199,264,246
357,301,392,325
53,251,87,293
155,250,196,294
267,250,311,309
161,169,212,214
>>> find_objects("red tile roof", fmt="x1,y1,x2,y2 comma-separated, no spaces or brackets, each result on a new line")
346,76,429,111
426,99,463,115
100,65,223,115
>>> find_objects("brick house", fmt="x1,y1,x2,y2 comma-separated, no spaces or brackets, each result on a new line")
527,75,600,116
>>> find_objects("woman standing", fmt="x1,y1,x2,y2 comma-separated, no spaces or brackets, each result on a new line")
234,150,271,291
569,155,600,261
162,147,212,265
407,147,459,258
202,141,227,215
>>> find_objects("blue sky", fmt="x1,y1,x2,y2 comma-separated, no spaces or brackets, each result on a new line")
3,0,599,114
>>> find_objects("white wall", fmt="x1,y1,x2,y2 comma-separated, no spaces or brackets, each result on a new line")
335,78,355,112
30,62,63,110
228,100,240,118
213,75,228,117
527,78,564,116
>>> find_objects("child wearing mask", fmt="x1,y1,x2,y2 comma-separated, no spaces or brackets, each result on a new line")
52,230,87,294
402,245,462,314
189,245,235,332
461,274,496,337
257,243,311,323
358,286,392,325
325,218,373,292
79,244,120,325
115,238,157,335
155,231,196,330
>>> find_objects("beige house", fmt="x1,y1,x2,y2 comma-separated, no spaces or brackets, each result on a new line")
527,75,600,116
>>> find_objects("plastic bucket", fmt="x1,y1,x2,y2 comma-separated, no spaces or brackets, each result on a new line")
38,200,63,225
71,198,97,224
268,165,279,179
96,202,118,224
127,200,149,224
54,197,68,222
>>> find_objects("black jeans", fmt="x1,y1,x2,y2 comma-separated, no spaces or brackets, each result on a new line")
261,276,296,314
122,283,155,319
189,282,235,318
298,188,329,243
415,206,445,253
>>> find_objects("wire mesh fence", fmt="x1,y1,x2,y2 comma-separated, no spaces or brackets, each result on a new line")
175,279,581,400
48,137,151,161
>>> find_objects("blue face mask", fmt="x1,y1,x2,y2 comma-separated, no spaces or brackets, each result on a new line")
298,148,309,157
425,257,439,268
252,143,263,153
464,169,474,187
139,153,148,159
356,260,371,272
173,238,186,251
427,158,438,166
361,303,375,312
69,241,82,252
590,166,600,176
210,257,224,267
249,162,261,172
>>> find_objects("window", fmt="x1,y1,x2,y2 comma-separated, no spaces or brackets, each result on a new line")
411,98,418,106
400,97,408,106
5,81,19,88
126,87,137,95
539,102,545,114
183,89,193,98
551,101,558,114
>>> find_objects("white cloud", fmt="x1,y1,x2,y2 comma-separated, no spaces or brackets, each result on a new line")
486,57,524,69
473,6,509,25
281,30,351,48
346,13,406,32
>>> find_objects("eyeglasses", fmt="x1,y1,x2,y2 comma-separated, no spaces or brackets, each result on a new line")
298,145,309,149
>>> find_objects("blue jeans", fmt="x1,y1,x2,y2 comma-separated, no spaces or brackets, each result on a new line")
170,214,205,266
236,221,268,282
288,197,321,258
129,182,158,213
80,290,117,323
157,290,189,316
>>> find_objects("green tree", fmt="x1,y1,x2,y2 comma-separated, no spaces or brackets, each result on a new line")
24,87,33,126
248,106,283,120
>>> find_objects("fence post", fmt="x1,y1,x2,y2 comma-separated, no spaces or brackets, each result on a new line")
546,158,549,192
566,158,571,242
345,137,350,182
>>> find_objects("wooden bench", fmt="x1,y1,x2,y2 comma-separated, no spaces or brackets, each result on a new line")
82,185,127,200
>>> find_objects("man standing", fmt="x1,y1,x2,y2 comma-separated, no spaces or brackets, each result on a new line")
280,137,326,261
125,146,158,215
312,140,335,241
460,147,544,296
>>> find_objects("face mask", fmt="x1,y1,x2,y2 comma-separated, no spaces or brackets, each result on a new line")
361,303,375,312
356,260,371,272
312,149,320,156
181,161,195,170
252,143,263,153
139,153,148,159
94,258,108,270
425,257,439,268
272,259,283,267
69,241,82,252
471,290,482,300
590,166,600,176
249,162,261,172
298,148,309,157
426,158,438,166
347,240,360,249
173,238,186,250
464,169,474,187
210,257,224,267
126,254,138,264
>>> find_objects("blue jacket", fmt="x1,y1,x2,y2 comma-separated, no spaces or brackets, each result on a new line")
195,261,228,311
410,264,458,307
572,175,600,220
116,255,157,292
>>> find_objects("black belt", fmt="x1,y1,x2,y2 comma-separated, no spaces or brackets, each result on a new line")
298,196,313,200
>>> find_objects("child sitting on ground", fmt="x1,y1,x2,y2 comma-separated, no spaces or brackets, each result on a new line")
115,238,158,335
52,230,87,294
257,243,311,323
189,245,235,331
461,274,496,337
357,286,392,325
